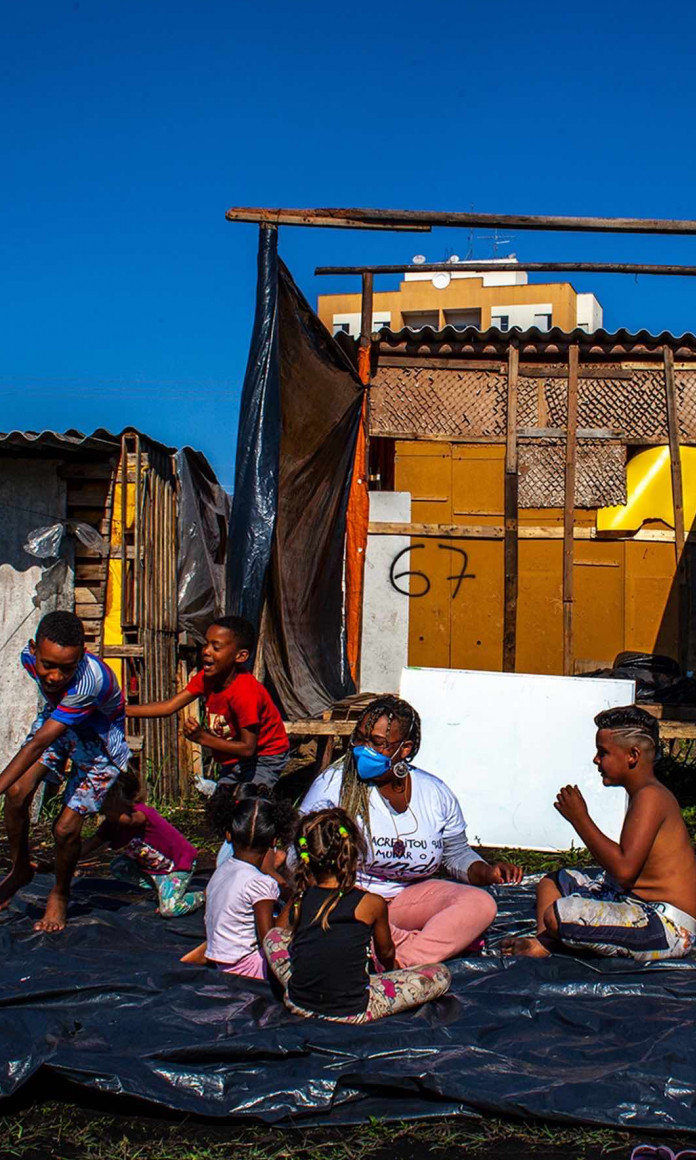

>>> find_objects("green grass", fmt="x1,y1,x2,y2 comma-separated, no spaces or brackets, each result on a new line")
0,1102,671,1160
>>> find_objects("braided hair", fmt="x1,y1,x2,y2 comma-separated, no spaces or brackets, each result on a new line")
290,808,366,931
207,783,297,851
339,695,421,840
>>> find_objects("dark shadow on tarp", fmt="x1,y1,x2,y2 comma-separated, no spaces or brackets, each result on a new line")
226,227,363,717
1,873,696,1131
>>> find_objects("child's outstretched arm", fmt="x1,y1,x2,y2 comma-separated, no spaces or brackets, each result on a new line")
555,784,666,890
127,690,197,719
0,717,67,795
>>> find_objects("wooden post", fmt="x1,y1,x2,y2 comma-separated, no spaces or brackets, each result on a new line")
563,344,580,676
503,343,519,671
663,346,689,671
253,598,268,683
346,271,374,688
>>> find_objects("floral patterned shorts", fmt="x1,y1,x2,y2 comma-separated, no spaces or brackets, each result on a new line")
263,927,451,1023
26,708,122,816
554,868,696,963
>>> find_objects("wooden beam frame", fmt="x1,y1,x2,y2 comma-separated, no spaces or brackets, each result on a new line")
366,523,689,543
316,260,696,277
503,344,519,671
563,344,580,676
226,206,696,235
663,345,690,670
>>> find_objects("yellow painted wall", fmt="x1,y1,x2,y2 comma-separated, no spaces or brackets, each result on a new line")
393,441,680,675
319,277,580,333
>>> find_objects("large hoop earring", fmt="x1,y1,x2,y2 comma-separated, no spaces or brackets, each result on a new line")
392,760,410,780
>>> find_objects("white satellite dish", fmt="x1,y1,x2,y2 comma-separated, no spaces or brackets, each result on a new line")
412,254,427,265
448,254,461,263
432,272,451,290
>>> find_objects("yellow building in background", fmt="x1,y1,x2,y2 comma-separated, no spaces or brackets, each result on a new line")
317,257,603,337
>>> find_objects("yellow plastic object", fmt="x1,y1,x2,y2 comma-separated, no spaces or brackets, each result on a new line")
597,445,696,533
102,471,137,687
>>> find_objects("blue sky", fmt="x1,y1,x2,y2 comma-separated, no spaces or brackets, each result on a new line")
3,0,696,487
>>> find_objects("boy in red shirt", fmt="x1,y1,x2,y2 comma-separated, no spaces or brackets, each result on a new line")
128,617,289,790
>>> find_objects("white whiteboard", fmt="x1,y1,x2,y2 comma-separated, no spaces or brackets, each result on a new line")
400,667,635,851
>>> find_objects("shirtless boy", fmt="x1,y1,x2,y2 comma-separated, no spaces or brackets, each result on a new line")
503,704,696,962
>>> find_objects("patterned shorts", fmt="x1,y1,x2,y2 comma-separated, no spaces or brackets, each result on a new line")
26,708,123,816
553,868,696,963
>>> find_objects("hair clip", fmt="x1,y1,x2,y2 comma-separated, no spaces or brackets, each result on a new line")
338,826,348,837
300,851,310,862
298,836,308,848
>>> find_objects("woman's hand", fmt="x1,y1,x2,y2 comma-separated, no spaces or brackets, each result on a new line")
468,860,524,887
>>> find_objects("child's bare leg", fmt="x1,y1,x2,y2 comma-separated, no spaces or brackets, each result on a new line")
181,940,208,965
0,764,47,909
502,874,561,957
34,806,84,933
536,874,561,933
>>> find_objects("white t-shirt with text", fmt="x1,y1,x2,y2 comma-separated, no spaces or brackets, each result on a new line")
299,764,470,901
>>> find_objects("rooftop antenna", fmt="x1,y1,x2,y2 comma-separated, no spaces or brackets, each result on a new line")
464,229,516,260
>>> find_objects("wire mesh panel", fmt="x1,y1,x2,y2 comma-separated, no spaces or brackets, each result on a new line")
518,442,627,508
370,366,507,438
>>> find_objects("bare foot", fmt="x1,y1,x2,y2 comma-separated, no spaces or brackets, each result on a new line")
33,889,69,933
501,935,552,958
0,864,35,911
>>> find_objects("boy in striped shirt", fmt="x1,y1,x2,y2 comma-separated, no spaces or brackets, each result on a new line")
0,611,130,932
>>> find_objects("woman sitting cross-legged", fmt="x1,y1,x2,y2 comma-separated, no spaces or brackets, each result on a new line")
264,807,451,1023
299,695,523,966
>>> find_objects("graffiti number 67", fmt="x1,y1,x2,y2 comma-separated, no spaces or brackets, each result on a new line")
389,543,476,599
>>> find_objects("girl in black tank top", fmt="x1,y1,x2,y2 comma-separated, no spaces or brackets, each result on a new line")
264,807,451,1023
289,885,372,1016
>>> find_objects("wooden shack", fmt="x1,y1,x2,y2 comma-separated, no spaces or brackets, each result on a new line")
0,429,222,799
364,325,696,678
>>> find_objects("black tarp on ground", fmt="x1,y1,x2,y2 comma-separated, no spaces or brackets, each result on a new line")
2,873,696,1131
226,226,363,717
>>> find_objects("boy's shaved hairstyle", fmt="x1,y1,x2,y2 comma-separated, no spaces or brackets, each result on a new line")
594,704,659,753
210,615,255,654
36,611,85,649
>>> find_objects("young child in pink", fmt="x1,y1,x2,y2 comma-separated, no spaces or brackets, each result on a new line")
80,769,204,918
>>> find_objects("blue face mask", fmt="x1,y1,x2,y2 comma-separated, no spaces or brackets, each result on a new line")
352,745,392,782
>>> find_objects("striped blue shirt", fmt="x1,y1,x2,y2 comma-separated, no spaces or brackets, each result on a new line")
22,644,130,770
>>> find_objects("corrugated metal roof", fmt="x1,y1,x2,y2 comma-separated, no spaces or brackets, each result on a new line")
0,427,176,458
0,429,121,456
378,324,696,351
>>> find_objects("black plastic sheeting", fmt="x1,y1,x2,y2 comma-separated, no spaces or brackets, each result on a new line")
176,448,231,642
581,651,696,706
227,226,281,635
226,226,363,717
2,873,696,1131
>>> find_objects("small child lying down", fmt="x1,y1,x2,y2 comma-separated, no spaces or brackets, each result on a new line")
80,769,204,918
503,705,696,963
